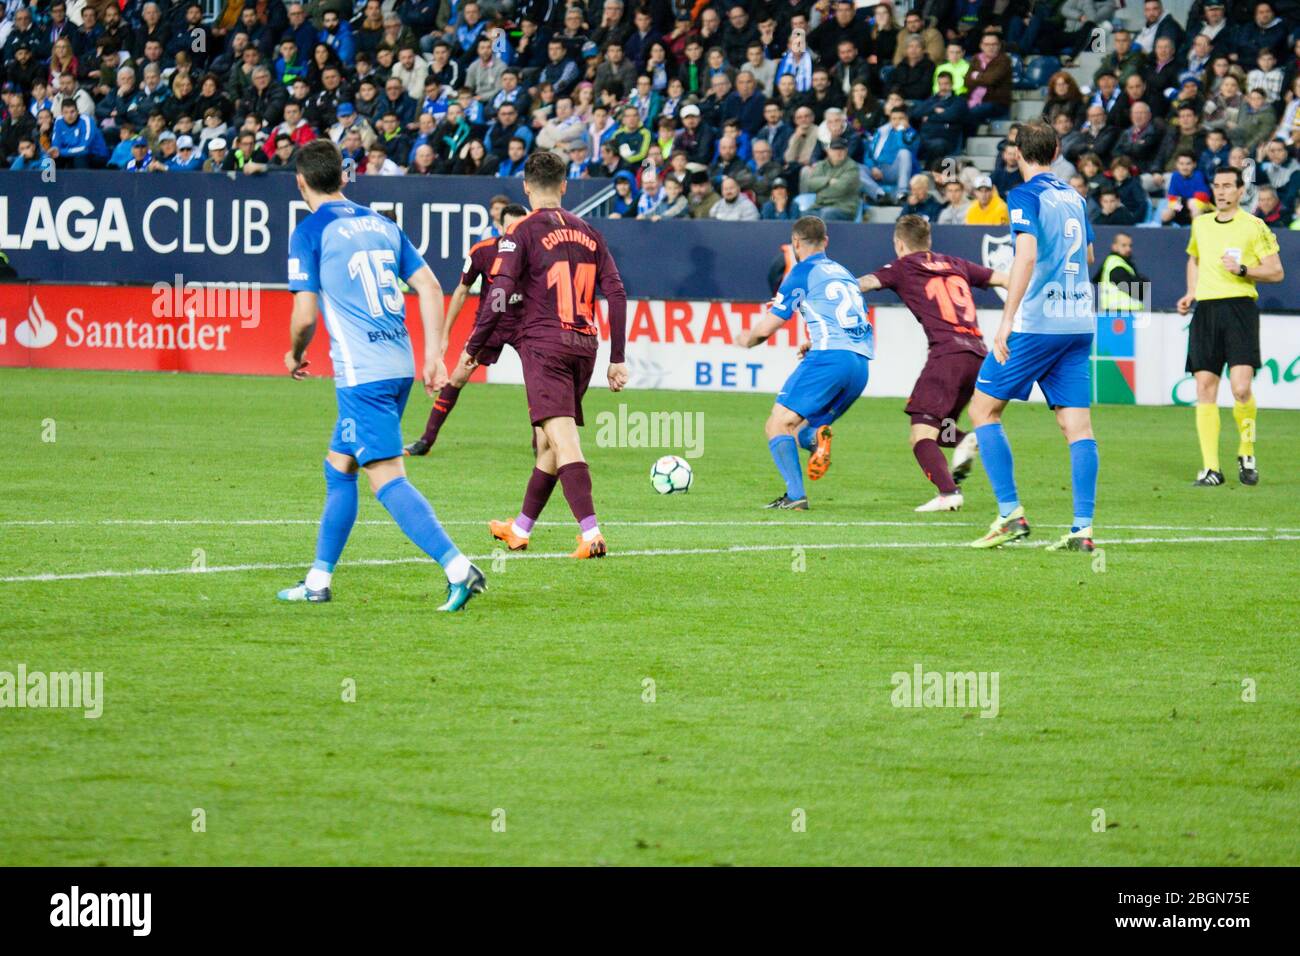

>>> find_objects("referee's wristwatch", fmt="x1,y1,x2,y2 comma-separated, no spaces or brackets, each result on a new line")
1237,263,1249,277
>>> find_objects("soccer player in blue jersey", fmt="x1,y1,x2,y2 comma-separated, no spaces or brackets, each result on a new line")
277,140,486,609
967,122,1100,553
735,216,873,510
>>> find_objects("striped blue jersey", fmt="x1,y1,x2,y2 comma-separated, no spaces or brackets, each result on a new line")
288,200,427,387
1007,173,1095,334
769,251,874,358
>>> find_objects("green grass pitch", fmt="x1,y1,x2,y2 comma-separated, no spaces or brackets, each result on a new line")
1,367,1297,866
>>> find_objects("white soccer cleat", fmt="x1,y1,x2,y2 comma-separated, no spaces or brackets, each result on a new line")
915,492,964,512
950,432,979,484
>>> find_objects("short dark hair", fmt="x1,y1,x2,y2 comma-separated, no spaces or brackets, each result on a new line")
894,214,931,251
1214,165,1244,187
791,215,827,246
524,149,567,189
1016,121,1058,166
501,202,528,220
296,138,344,192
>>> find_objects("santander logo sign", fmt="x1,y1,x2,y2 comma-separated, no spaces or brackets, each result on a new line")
14,297,57,349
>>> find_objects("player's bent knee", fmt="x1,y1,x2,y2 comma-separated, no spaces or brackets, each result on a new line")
362,456,406,493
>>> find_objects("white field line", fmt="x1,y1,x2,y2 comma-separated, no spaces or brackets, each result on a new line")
0,518,1288,533
1,535,1296,584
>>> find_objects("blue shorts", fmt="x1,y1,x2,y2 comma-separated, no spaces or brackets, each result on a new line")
777,349,870,425
330,377,414,465
976,332,1093,409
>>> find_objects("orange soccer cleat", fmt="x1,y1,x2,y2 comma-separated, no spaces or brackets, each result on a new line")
489,519,529,551
571,533,607,559
807,425,833,481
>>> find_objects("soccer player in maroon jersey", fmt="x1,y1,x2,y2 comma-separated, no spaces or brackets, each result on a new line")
465,151,629,559
858,215,1008,512
404,203,529,457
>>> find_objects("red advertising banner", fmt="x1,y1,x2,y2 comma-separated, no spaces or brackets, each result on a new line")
0,283,482,381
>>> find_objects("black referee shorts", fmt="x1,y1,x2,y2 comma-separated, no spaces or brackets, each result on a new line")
1186,297,1261,374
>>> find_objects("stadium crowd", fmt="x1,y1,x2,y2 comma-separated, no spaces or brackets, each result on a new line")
1,0,1299,228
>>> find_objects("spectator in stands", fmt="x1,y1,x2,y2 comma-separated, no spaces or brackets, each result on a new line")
711,133,755,192
912,72,966,160
1148,36,1183,99
466,34,506,102
1090,70,1123,120
688,168,721,218
1093,186,1138,225
1198,125,1232,178
937,178,971,224
1150,104,1206,191
963,31,1011,134
1114,101,1163,173
203,137,229,172
9,135,51,171
451,137,498,175
495,136,528,177
749,138,784,202
933,42,969,96
50,97,108,167
991,141,1023,197
712,175,760,220
0,87,36,165
1259,137,1300,206
802,137,861,221
966,175,1009,225
900,173,943,221
1077,150,1106,196
1203,72,1244,128
1159,151,1212,225
1236,3,1289,68
861,105,918,204
755,99,793,158
1096,28,1147,86
761,177,799,220
811,1,870,66
1108,156,1148,221
1134,0,1184,55
1254,183,1292,227
484,101,528,158
644,172,689,219
892,36,935,102
784,103,821,177
1042,71,1087,129
122,136,152,171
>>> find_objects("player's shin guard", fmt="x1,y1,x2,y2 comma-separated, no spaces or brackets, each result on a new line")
514,467,558,538
307,461,359,591
556,461,600,540
1233,396,1256,457
913,438,958,495
768,435,806,501
796,425,817,452
375,476,468,582
1068,438,1099,532
973,423,1019,517
420,384,462,445
1196,403,1221,471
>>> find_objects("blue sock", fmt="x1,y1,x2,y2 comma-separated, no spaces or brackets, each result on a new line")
796,425,817,451
312,461,358,573
376,476,463,571
768,435,806,500
974,423,1020,517
1069,438,1098,531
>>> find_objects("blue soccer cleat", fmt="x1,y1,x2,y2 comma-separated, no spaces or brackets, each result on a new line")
437,563,487,612
277,581,332,603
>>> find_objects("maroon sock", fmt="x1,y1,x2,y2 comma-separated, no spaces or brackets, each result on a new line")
514,467,558,533
914,438,958,495
556,461,598,532
937,427,967,449
420,384,462,445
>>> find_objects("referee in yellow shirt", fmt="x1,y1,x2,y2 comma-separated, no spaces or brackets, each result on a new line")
1176,167,1284,487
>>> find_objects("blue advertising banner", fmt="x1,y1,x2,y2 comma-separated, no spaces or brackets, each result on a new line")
1,171,1298,312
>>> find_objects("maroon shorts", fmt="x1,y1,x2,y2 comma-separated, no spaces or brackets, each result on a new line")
906,350,985,427
520,345,596,426
470,318,519,367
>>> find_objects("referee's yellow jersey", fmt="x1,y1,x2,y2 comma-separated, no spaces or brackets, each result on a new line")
1186,210,1280,301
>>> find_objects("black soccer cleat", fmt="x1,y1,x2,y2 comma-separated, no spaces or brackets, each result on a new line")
404,438,432,457
765,494,809,511
1193,468,1225,487
1238,456,1258,486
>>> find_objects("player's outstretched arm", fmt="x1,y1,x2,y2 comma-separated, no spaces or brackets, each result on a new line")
408,265,449,394
995,232,1036,364
735,312,784,348
285,291,318,379
443,283,472,340
857,274,883,293
1177,255,1198,315
987,271,1010,288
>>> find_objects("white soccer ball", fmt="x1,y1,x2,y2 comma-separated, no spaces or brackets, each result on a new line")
650,455,693,494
